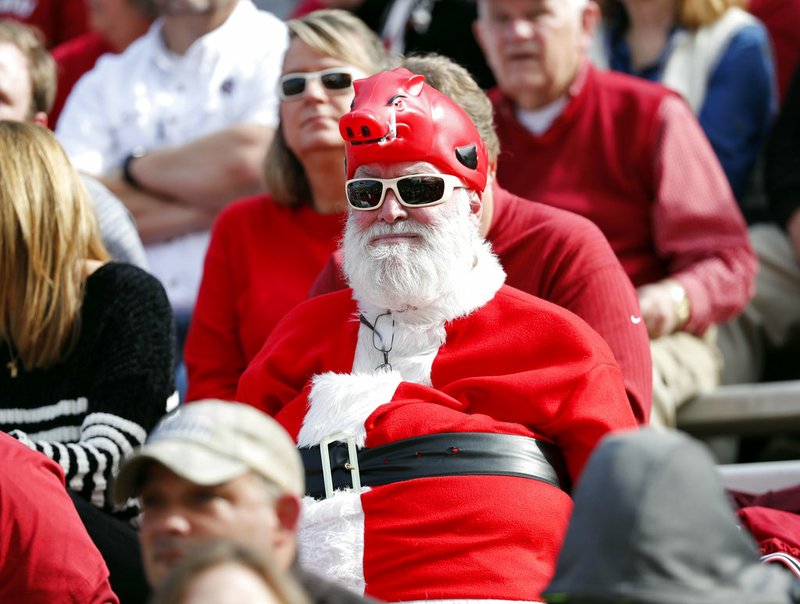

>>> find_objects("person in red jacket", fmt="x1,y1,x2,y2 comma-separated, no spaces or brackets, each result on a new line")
0,431,118,603
310,52,652,423
473,0,756,426
236,67,637,602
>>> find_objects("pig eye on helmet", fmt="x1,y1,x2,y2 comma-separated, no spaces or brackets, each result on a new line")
387,94,407,111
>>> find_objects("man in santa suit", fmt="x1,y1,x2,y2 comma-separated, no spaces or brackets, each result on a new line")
236,67,638,603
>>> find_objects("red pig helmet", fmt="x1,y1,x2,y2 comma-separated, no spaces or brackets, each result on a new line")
339,68,488,194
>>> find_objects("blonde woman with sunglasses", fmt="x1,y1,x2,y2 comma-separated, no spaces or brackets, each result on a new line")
184,10,388,402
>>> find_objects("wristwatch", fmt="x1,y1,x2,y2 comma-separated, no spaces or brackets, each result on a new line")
665,279,691,328
122,147,146,190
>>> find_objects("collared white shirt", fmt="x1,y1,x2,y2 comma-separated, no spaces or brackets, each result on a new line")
56,0,288,311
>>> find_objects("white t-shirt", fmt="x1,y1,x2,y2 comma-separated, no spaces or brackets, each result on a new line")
516,96,568,136
56,0,288,312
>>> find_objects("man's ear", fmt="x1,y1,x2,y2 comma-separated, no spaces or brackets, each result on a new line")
274,494,301,532
468,189,483,223
31,112,48,128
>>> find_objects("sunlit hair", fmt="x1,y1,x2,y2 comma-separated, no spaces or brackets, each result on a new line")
598,0,745,30
0,121,109,370
149,540,311,604
264,9,389,207
0,21,56,117
402,53,500,164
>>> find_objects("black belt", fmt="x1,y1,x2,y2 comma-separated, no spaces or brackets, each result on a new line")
300,432,570,500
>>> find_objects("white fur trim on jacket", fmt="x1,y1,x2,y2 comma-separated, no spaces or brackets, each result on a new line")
298,489,368,595
297,370,403,448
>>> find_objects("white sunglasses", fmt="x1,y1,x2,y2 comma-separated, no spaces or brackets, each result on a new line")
279,68,358,101
345,174,466,211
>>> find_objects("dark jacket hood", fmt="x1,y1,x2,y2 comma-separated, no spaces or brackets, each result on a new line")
544,429,799,604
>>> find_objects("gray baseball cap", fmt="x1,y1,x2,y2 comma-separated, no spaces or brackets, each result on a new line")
113,400,304,505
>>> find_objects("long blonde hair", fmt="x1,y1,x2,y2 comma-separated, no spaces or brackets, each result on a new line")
0,121,109,370
264,9,388,207
680,0,745,29
599,0,746,30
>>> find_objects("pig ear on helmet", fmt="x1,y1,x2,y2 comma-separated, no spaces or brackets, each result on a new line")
404,74,426,97
455,144,479,170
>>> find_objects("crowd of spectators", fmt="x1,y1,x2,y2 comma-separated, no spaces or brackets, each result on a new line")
0,0,798,602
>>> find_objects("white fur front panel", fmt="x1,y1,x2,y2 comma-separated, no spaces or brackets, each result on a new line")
297,371,403,448
298,489,368,595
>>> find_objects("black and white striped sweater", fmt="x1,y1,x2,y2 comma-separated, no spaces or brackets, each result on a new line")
0,263,176,517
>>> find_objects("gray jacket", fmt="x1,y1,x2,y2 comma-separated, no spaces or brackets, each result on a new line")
544,429,799,604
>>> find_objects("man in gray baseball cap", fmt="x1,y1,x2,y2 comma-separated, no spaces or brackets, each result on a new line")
114,399,372,604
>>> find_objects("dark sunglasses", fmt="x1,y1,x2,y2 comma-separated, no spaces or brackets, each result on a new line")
279,68,357,101
345,174,465,211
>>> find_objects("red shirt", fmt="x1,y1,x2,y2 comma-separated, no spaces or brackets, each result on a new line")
0,0,88,47
310,182,653,423
748,0,800,104
51,32,114,127
0,432,118,603
491,65,756,335
185,195,344,401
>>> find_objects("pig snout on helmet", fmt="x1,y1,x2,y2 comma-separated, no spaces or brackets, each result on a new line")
339,110,391,145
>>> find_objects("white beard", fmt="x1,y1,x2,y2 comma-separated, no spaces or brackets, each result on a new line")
342,190,481,312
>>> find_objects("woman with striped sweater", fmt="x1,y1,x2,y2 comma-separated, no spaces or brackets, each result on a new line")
0,120,176,601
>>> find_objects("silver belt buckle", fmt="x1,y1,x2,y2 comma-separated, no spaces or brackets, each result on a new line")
319,433,361,499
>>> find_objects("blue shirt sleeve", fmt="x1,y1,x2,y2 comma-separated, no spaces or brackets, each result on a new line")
698,23,777,200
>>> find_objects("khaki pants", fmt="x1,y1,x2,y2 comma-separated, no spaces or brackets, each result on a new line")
717,224,800,384
650,328,722,428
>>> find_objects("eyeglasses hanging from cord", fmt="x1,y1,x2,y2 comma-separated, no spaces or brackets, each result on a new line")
359,311,394,371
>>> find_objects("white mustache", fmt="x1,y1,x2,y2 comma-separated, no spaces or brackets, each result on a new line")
363,221,430,239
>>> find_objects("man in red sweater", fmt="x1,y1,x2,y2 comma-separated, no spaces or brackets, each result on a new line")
474,0,756,426
237,68,637,601
310,53,652,423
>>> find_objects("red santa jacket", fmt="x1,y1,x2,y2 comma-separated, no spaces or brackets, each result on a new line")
237,245,637,602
